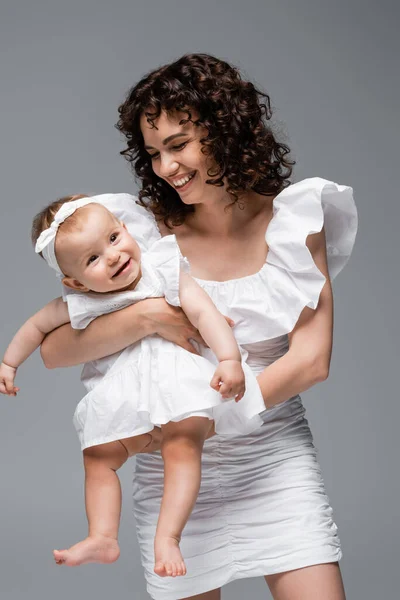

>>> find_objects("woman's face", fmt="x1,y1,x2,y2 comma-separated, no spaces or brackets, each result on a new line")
140,110,224,208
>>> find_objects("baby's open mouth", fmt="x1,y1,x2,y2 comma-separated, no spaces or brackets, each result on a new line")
113,259,131,278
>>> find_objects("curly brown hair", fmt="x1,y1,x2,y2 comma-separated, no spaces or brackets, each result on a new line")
116,53,294,227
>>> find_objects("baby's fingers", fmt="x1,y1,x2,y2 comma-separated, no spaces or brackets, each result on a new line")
218,382,233,398
234,389,245,402
210,373,221,391
1,379,18,396
5,380,15,394
231,382,246,402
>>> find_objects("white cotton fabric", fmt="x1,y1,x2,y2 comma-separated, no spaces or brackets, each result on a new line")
35,197,95,276
129,177,358,599
63,195,265,449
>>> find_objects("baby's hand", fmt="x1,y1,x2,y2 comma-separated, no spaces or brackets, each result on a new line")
210,360,245,401
0,362,19,396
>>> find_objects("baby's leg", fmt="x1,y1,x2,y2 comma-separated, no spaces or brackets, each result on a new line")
54,432,153,567
154,417,213,577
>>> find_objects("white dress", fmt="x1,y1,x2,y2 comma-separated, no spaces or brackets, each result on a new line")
128,178,358,599
63,194,265,450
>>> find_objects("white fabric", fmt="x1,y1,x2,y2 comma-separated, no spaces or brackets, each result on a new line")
63,179,357,597
191,177,357,345
129,177,357,599
35,197,95,276
135,341,342,600
62,196,265,448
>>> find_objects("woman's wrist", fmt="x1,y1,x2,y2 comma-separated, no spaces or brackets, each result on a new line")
41,302,153,369
135,299,161,337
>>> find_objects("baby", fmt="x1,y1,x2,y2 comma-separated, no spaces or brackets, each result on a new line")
0,193,265,577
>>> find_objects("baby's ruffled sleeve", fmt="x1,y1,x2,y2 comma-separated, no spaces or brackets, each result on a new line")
145,235,190,307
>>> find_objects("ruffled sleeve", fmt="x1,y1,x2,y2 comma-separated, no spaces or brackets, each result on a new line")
265,177,358,311
195,177,358,345
145,235,190,307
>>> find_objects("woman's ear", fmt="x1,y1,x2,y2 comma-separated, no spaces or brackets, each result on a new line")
62,277,90,292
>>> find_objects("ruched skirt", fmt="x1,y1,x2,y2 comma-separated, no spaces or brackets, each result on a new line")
132,387,342,600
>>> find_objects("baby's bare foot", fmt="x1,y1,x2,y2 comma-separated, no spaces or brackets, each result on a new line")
53,535,120,566
154,535,186,577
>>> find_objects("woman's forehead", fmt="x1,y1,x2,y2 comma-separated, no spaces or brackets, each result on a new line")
140,110,196,144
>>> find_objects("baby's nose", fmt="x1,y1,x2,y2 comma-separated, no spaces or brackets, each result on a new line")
108,250,120,264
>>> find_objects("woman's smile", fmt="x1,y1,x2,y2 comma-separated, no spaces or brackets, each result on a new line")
170,171,197,193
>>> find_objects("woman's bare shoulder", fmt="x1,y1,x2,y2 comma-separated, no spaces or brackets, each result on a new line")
156,218,189,239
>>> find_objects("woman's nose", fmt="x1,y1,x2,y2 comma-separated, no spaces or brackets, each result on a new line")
159,154,179,178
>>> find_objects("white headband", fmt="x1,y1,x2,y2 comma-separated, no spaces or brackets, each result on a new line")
35,197,95,276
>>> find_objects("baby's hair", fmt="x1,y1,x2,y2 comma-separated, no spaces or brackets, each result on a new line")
31,194,88,255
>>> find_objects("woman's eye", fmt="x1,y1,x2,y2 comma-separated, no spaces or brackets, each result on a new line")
172,142,187,151
87,255,97,265
110,233,118,243
149,152,159,160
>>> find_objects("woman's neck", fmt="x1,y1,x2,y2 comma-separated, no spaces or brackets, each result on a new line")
186,190,271,236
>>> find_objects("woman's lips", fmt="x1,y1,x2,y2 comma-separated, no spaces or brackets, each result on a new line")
173,171,196,193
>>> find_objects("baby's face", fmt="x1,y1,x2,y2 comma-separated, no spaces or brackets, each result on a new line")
57,204,142,293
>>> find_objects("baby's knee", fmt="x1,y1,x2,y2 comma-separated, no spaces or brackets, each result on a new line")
161,433,203,462
83,440,128,471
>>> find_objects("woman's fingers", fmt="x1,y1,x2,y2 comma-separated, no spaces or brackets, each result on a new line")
224,316,235,328
180,339,201,355
189,330,207,347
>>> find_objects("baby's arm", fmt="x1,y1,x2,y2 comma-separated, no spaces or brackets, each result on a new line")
0,298,70,396
179,272,245,400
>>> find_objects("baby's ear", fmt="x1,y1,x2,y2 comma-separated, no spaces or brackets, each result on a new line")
62,277,90,292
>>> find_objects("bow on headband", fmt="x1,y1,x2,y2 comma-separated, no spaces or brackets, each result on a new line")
35,197,95,276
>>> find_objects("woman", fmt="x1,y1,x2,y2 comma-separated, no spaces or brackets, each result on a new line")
41,54,357,599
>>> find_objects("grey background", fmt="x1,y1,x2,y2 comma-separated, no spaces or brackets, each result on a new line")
0,1,398,599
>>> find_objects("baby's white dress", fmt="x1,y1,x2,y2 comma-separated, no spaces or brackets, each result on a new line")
63,194,265,450
125,178,358,599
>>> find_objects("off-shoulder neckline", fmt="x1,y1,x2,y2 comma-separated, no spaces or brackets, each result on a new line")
169,185,290,286
193,261,271,286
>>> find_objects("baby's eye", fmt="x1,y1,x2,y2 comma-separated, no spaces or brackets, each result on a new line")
87,255,98,265
110,232,119,243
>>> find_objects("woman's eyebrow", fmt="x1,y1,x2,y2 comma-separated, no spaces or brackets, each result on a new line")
145,133,187,149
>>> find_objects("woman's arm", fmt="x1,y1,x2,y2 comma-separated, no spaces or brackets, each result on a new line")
40,297,207,369
257,228,334,408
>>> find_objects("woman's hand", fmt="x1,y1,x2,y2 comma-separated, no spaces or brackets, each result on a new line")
143,298,206,355
142,298,234,356
41,296,234,368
